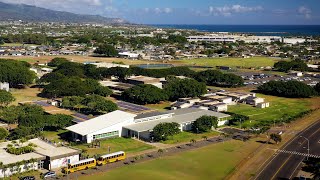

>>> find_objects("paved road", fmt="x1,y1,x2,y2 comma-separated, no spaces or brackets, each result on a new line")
254,120,320,180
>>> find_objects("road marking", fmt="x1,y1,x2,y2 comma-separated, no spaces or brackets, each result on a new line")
277,149,320,159
271,154,293,180
253,120,320,180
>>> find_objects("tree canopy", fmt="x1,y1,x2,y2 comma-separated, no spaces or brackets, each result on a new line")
0,59,36,86
94,44,118,57
122,84,168,105
41,77,112,98
274,60,309,72
0,128,9,140
0,90,15,107
47,57,69,67
258,80,317,98
192,115,218,133
164,78,207,101
62,95,117,114
0,104,73,139
194,70,244,87
152,122,180,141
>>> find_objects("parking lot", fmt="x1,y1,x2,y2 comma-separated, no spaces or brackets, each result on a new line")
235,72,319,87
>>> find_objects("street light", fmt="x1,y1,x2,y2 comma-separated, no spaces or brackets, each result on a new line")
300,136,310,160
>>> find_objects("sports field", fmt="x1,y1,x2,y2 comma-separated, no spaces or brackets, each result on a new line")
79,140,260,180
174,57,281,68
228,94,311,128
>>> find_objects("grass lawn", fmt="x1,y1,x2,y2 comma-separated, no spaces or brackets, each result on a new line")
162,131,220,144
79,140,260,180
228,94,311,128
42,129,69,142
173,57,280,69
10,87,44,105
145,101,171,111
73,138,154,157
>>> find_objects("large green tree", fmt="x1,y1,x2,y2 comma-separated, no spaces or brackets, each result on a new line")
152,122,180,141
194,70,244,87
192,115,218,133
83,95,118,113
258,80,317,98
0,90,15,107
164,78,206,101
0,59,36,86
94,44,118,57
122,84,168,105
0,128,9,140
47,57,69,67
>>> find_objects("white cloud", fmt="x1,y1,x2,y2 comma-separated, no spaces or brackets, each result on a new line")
209,4,263,16
298,6,311,19
144,7,173,14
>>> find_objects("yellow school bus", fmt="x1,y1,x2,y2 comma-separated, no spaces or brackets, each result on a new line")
64,158,96,173
97,151,126,166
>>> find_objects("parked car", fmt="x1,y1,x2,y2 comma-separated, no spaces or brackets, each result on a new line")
43,171,56,178
20,176,35,180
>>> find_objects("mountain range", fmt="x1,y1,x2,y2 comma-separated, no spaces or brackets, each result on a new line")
0,1,128,24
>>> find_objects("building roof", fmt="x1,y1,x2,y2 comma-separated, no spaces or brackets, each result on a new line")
134,111,167,119
128,76,159,82
0,138,79,165
29,139,79,160
124,109,230,132
66,110,137,136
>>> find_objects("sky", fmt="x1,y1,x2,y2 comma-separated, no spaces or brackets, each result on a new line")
1,0,320,25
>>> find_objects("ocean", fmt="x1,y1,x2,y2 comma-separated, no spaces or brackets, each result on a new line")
151,25,320,36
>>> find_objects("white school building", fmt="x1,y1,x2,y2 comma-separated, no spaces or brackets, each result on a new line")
66,109,231,143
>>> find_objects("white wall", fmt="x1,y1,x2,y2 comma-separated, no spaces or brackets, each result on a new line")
0,162,38,178
218,120,229,126
50,154,79,170
86,118,134,143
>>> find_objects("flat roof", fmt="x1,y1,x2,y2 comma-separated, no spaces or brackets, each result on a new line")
134,111,168,119
0,138,79,165
29,139,79,159
128,76,159,82
124,109,230,132
66,110,137,136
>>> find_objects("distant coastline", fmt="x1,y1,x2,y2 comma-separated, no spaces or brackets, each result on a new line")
150,24,320,36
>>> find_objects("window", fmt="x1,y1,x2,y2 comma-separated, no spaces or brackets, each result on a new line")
93,131,119,140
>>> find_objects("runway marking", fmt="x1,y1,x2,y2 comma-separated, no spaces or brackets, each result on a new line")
277,149,320,158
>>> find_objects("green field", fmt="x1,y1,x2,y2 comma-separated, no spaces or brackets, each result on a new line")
163,131,220,144
73,137,154,157
174,57,280,68
10,87,44,105
228,94,310,128
79,140,259,180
